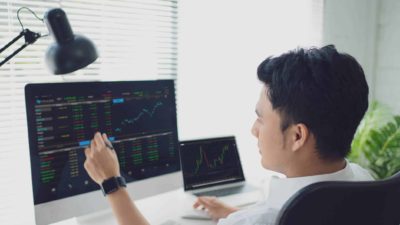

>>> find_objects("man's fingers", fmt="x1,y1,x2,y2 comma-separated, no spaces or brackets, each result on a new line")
193,198,205,209
94,132,105,149
197,197,214,207
90,139,96,150
102,133,111,144
193,200,200,209
84,147,91,158
102,133,114,150
193,200,208,211
197,196,220,208
199,196,216,202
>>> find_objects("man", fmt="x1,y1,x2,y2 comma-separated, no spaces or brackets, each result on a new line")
83,45,373,225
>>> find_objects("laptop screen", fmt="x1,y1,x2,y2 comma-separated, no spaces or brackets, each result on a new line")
179,136,245,191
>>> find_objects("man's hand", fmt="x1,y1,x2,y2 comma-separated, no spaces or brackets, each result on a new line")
84,132,120,185
193,196,239,221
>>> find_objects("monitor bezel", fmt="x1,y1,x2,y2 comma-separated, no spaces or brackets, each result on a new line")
25,79,182,225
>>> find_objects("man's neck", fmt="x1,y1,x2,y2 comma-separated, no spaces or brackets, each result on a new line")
285,158,346,178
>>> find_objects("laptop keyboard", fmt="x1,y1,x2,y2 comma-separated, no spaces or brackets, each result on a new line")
194,185,255,197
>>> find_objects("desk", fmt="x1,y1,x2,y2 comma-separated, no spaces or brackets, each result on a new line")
53,176,272,225
134,188,218,225
53,188,219,225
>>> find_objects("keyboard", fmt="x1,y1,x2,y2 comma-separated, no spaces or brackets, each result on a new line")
194,184,255,197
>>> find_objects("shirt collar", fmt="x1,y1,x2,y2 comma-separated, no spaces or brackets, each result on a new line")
265,160,354,209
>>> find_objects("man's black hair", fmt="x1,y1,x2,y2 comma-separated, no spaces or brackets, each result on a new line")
257,45,369,160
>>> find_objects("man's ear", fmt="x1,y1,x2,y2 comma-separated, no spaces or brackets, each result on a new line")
291,123,309,152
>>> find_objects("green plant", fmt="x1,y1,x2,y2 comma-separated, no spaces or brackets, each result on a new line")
349,101,400,179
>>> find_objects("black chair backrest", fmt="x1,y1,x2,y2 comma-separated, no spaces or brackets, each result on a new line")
276,172,400,225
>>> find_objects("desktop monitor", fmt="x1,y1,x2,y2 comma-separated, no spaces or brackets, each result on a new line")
25,80,182,225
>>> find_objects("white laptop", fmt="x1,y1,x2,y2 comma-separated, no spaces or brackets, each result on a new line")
179,136,261,219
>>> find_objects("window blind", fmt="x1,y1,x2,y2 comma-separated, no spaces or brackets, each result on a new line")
0,0,177,224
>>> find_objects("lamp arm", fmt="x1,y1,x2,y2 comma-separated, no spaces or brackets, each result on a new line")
0,31,24,53
0,29,41,67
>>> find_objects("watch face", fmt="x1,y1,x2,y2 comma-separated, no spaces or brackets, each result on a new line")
117,176,127,187
102,178,119,195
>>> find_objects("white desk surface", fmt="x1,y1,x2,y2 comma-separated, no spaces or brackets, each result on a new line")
54,188,220,225
53,177,272,225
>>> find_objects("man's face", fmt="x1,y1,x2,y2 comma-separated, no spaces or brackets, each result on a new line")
251,86,291,173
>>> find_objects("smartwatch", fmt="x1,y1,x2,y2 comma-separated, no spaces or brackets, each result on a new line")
100,176,127,196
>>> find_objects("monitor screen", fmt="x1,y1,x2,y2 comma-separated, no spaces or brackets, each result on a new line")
179,136,245,191
25,80,180,205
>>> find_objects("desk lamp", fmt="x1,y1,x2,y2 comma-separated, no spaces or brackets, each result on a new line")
0,7,98,74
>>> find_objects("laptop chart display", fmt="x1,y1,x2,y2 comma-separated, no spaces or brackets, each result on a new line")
179,137,245,191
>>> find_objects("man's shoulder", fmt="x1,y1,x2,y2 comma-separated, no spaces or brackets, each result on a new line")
348,162,374,181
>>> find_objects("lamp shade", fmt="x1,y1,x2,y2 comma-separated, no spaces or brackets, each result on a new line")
44,8,98,75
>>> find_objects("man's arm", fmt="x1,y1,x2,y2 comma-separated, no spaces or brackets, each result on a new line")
83,132,150,225
107,188,149,225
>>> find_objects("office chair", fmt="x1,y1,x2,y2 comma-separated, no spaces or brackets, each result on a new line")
276,171,400,225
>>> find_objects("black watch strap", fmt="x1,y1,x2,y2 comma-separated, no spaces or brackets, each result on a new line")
100,176,127,196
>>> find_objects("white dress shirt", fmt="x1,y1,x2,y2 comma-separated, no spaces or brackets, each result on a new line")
218,161,374,225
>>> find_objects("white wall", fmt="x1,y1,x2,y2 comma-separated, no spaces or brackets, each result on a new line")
323,0,379,96
374,0,400,113
178,0,400,182
177,0,323,181
323,0,400,113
